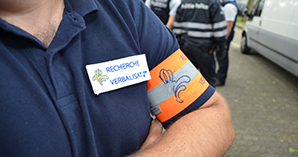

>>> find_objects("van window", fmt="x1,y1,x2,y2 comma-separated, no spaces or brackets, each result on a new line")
249,0,265,19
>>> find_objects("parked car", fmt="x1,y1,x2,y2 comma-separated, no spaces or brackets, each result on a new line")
241,0,298,77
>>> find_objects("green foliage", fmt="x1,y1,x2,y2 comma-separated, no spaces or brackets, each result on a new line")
236,16,247,27
289,147,297,153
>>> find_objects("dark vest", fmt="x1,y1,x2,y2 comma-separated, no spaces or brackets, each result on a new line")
150,0,170,24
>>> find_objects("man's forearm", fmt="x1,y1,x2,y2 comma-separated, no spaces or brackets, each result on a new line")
131,91,235,156
166,15,175,30
226,21,234,38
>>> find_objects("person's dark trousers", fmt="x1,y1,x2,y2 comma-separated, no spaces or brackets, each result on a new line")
216,30,235,85
181,42,216,87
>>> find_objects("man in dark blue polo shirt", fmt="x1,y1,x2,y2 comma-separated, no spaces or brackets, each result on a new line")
0,0,235,156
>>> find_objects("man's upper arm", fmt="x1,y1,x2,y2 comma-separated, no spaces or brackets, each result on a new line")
135,0,218,129
224,4,237,21
147,49,216,128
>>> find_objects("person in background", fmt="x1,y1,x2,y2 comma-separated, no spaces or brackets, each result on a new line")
0,0,235,156
215,0,239,86
173,0,228,87
145,0,181,29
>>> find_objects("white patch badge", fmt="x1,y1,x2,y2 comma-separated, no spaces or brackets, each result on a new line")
86,54,151,95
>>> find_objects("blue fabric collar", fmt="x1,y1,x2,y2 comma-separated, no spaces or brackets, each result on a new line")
64,0,98,17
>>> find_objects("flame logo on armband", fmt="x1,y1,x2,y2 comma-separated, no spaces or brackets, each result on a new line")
159,69,191,103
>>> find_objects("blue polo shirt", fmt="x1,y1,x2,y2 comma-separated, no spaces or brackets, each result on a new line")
0,0,214,156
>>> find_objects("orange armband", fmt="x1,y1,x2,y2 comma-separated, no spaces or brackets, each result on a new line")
147,49,214,128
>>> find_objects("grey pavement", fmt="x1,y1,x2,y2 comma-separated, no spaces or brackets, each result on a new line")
220,27,298,157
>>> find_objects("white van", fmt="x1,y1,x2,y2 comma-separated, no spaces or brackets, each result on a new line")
240,0,298,77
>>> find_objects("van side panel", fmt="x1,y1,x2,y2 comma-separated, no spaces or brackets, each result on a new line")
261,0,293,38
287,1,298,70
287,1,298,41
255,30,298,77
244,0,298,77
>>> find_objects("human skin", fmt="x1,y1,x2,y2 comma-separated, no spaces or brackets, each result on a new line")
166,15,175,30
132,91,235,157
0,0,235,156
226,21,234,38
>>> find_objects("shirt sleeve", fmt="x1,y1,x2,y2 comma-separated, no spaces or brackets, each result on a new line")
145,0,151,8
127,0,215,129
132,0,180,70
169,0,181,16
224,4,237,21
147,49,215,128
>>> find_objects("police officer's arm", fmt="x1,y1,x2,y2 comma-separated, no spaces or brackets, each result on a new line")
166,0,181,29
224,4,238,38
226,21,234,38
130,91,235,156
166,15,175,29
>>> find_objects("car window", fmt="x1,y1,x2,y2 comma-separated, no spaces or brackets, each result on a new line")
249,0,265,19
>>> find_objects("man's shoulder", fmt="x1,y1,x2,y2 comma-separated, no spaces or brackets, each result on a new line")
224,3,237,11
